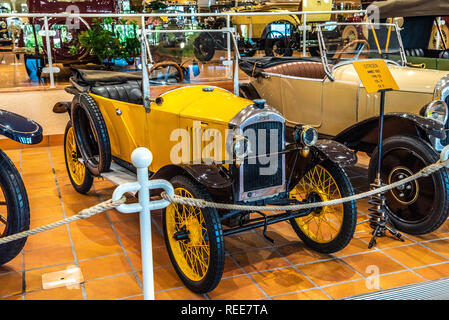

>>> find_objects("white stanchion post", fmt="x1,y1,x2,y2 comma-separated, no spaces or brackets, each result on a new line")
112,148,174,300
43,16,55,88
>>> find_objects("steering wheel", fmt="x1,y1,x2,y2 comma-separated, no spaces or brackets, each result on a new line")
148,61,184,83
334,39,370,64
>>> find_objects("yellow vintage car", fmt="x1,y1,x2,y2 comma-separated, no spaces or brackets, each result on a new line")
241,21,449,236
62,59,358,293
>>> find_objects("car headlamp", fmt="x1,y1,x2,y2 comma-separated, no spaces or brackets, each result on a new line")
233,135,251,161
424,100,448,125
294,125,318,147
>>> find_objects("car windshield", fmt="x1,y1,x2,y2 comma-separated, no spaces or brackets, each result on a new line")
317,22,406,70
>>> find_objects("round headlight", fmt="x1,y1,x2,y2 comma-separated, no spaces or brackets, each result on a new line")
233,135,250,160
296,126,318,147
425,100,448,125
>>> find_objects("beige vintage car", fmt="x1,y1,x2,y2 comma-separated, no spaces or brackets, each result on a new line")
240,22,449,235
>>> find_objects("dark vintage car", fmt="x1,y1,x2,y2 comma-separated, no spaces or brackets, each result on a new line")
24,0,119,76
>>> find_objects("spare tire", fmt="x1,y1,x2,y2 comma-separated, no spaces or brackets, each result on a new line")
71,93,111,176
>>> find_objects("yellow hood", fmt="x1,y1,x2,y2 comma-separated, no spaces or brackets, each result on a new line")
334,63,449,95
159,86,253,125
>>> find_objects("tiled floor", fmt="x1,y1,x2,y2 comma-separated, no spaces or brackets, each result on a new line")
1,147,449,300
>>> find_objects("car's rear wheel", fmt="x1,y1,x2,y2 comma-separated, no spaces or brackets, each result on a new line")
64,120,93,194
289,160,357,253
163,175,224,293
71,94,111,176
368,135,449,235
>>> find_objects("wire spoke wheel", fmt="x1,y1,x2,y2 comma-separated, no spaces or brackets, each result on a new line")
163,175,224,293
290,165,344,244
64,121,93,194
166,187,210,281
288,160,357,253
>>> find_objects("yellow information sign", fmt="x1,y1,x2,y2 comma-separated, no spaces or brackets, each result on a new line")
353,60,399,94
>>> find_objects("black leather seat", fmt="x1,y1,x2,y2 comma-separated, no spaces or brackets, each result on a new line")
90,80,143,105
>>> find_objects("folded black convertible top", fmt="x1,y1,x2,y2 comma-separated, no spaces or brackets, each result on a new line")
239,56,322,78
70,68,142,86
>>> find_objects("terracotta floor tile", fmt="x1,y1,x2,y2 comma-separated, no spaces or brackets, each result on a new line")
113,219,141,236
383,244,448,269
231,248,290,274
119,235,142,253
79,254,133,281
24,246,74,270
406,232,449,243
30,206,64,222
26,287,84,300
208,275,266,300
84,273,142,300
414,262,449,280
2,294,23,300
420,239,449,258
342,251,406,276
27,187,59,199
69,224,117,243
29,196,62,209
273,288,330,300
156,287,205,300
0,272,22,297
298,260,362,287
224,232,271,254
24,229,71,252
260,223,301,245
108,209,139,222
277,242,332,265
357,232,414,249
0,254,23,275
154,266,184,291
69,212,110,227
25,264,75,292
378,271,425,290
222,257,245,278
121,294,144,300
323,279,379,299
333,237,372,257
74,238,123,260
251,268,315,297
125,246,169,271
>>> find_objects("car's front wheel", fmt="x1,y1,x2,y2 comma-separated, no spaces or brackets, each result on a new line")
368,135,449,235
289,160,357,253
163,175,225,294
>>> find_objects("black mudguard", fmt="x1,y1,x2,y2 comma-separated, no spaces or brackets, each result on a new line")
151,164,233,203
0,110,43,145
334,113,446,154
312,139,358,167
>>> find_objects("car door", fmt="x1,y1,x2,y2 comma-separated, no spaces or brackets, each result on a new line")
320,70,360,137
279,76,323,127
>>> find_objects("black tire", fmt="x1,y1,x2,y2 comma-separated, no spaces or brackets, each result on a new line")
264,36,293,57
309,46,321,57
368,135,449,235
289,160,357,253
64,121,93,194
71,94,111,176
163,175,225,293
0,150,30,265
193,33,216,63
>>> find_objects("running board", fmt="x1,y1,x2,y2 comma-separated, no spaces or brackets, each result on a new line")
101,162,137,196
79,158,138,196
345,277,449,300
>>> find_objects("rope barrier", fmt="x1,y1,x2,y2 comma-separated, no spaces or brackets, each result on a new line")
0,196,127,245
1,157,448,246
160,159,449,212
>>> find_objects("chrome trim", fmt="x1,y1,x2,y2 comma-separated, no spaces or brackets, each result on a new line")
434,74,449,101
230,105,286,202
261,72,325,82
229,103,284,127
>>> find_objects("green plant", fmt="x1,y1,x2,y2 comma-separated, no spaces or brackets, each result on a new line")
77,18,141,65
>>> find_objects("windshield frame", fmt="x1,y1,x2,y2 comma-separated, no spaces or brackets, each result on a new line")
317,22,408,81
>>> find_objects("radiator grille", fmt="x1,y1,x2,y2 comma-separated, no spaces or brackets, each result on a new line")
242,121,284,192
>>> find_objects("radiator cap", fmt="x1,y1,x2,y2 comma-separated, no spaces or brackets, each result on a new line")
253,99,266,109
